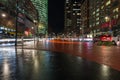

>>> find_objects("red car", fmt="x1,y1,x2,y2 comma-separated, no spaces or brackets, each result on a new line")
93,34,112,42
100,35,112,41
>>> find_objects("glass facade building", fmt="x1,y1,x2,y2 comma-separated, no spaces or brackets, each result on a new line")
31,0,48,35
0,0,38,38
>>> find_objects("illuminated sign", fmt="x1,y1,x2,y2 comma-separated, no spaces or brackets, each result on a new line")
101,19,117,28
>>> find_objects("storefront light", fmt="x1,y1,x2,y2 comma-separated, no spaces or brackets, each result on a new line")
1,13,6,18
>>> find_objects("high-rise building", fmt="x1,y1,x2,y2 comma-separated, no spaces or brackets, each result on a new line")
64,0,83,37
81,0,120,37
31,0,48,35
0,0,38,37
81,0,89,37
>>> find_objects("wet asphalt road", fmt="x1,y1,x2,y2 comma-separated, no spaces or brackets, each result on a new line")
20,40,120,71
0,46,120,80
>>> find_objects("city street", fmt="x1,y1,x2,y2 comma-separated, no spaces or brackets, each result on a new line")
1,39,119,80
1,0,120,80
0,41,120,80
18,39,120,71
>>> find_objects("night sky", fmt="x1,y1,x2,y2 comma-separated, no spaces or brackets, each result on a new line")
48,0,65,33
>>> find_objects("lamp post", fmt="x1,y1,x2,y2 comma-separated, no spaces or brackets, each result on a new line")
15,0,18,46
32,26,35,47
33,20,39,46
36,9,39,44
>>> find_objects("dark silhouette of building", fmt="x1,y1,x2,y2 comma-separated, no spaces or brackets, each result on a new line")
64,0,83,37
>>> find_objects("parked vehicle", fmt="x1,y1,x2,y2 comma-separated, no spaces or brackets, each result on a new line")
100,35,112,41
112,35,120,46
93,34,120,46
93,34,112,42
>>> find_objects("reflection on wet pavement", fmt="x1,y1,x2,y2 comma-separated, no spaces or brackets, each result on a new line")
0,47,120,80
0,47,16,80
32,41,120,71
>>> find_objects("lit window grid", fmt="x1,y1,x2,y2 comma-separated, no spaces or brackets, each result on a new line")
88,0,119,33
31,0,48,34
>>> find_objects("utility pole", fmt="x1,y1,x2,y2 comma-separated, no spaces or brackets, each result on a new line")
15,0,18,46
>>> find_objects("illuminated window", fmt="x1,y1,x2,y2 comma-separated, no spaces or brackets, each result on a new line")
93,11,95,15
77,13,80,15
106,0,111,6
114,14,119,19
73,9,80,11
113,9,115,12
5,28,7,30
90,25,92,27
96,13,99,16
96,8,99,12
66,7,69,9
67,11,71,13
73,13,75,15
8,28,10,31
96,17,99,21
1,27,4,29
113,7,119,13
101,5,104,9
115,8,119,12
96,22,99,25
73,4,76,6
116,8,119,12
66,0,69,3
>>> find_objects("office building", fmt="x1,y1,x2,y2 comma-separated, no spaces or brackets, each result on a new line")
81,0,89,37
0,0,38,37
64,0,83,37
31,0,48,35
81,0,120,37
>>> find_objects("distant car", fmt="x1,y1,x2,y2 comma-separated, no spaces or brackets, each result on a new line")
93,34,112,42
93,34,120,46
100,35,112,41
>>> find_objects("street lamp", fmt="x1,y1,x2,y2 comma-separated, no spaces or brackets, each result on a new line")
1,13,6,18
105,16,110,21
32,26,35,46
